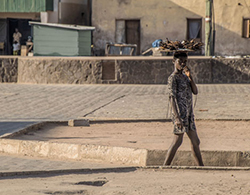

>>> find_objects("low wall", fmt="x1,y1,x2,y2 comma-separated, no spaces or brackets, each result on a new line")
1,56,250,84
17,56,212,84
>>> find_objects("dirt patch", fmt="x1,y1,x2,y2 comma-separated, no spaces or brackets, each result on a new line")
1,169,250,195
10,120,250,151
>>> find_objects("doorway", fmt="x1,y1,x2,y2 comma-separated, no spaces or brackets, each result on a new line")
125,20,140,55
115,19,141,55
7,18,32,55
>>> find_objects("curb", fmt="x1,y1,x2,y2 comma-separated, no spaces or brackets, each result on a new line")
82,117,250,122
2,119,250,167
1,138,250,167
145,166,250,171
0,139,148,166
0,167,139,177
1,165,250,178
80,117,171,123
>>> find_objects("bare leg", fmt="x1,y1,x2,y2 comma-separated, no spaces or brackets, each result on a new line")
163,133,184,166
187,130,204,166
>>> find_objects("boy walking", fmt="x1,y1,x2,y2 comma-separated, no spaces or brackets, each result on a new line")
163,51,204,166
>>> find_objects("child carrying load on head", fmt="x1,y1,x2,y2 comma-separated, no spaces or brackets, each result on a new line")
162,39,204,166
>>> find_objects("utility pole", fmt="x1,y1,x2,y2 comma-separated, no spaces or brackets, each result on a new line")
205,0,213,56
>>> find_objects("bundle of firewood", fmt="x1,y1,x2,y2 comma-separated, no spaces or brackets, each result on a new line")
160,38,204,51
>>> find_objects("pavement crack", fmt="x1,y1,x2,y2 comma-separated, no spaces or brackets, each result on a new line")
83,95,126,117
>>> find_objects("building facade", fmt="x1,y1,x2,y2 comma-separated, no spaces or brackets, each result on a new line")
92,0,250,56
0,0,91,55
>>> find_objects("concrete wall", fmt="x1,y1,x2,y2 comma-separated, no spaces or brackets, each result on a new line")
14,56,250,84
92,0,250,56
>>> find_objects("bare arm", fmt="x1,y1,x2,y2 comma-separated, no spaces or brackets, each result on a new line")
183,67,198,95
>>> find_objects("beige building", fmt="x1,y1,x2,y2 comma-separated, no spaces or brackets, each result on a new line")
92,0,250,56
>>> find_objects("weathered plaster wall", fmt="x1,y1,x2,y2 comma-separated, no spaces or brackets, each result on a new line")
92,0,250,56
212,1,250,56
16,57,250,85
0,57,18,83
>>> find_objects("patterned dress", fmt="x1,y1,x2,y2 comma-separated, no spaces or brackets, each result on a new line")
168,72,196,134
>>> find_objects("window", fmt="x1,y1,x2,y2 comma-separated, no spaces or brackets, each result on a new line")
243,19,250,38
187,19,202,41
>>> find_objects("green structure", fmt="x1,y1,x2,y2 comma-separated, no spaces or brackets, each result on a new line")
29,22,95,56
0,0,53,12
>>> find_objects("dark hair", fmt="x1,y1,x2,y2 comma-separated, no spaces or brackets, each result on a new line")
173,52,188,59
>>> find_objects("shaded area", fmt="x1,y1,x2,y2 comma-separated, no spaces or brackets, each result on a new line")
75,180,108,186
0,121,37,136
44,190,87,195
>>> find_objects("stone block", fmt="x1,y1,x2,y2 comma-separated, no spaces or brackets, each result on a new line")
146,150,239,166
109,146,147,166
19,140,49,157
172,150,195,166
0,139,19,154
202,151,238,167
49,142,79,160
68,119,90,127
146,150,166,166
237,151,250,166
79,144,111,161
79,144,147,166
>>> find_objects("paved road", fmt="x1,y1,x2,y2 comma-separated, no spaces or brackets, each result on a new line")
1,83,250,136
0,154,129,175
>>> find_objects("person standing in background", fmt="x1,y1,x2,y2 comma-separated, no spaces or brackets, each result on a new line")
13,41,19,55
13,28,22,55
13,28,22,44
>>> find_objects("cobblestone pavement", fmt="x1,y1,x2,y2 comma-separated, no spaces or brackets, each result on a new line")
1,83,250,136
